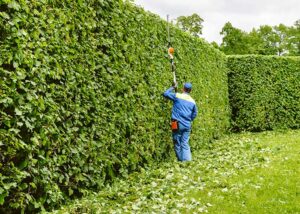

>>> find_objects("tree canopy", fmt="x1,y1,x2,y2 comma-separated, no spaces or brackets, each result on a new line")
219,20,300,56
176,13,204,37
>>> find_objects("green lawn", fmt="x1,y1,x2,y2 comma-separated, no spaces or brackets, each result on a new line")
49,130,300,214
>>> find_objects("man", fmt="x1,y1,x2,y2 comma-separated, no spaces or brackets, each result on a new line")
163,82,198,161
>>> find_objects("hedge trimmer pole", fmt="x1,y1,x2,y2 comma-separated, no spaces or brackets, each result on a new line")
169,50,176,82
167,15,171,47
167,15,177,91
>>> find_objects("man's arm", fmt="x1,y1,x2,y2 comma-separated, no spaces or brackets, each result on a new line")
163,87,176,101
191,104,198,121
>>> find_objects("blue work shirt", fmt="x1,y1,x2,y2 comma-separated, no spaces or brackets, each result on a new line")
163,87,198,129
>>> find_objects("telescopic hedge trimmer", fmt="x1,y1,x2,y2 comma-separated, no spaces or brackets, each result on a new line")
167,15,177,91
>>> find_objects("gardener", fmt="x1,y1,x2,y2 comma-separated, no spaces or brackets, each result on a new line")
163,82,198,161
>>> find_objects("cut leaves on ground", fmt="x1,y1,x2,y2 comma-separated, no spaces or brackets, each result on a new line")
49,130,300,214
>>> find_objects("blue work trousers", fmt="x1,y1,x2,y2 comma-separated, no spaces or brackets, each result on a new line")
172,128,192,161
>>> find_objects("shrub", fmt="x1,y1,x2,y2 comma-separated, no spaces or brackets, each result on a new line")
0,0,229,212
227,55,300,132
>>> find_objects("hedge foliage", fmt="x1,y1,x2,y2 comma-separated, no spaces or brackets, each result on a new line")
227,55,300,132
0,0,229,212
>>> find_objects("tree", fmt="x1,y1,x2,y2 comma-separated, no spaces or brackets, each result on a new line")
294,20,300,55
273,24,290,55
219,22,299,56
256,25,278,55
210,41,220,50
220,22,249,55
247,29,265,54
288,20,300,55
176,13,203,37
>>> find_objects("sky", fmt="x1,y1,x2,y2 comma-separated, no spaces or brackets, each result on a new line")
134,0,300,44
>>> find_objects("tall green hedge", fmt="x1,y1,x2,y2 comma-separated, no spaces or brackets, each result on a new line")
227,55,300,132
0,0,229,212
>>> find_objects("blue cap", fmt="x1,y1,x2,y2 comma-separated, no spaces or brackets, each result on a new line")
184,82,192,90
